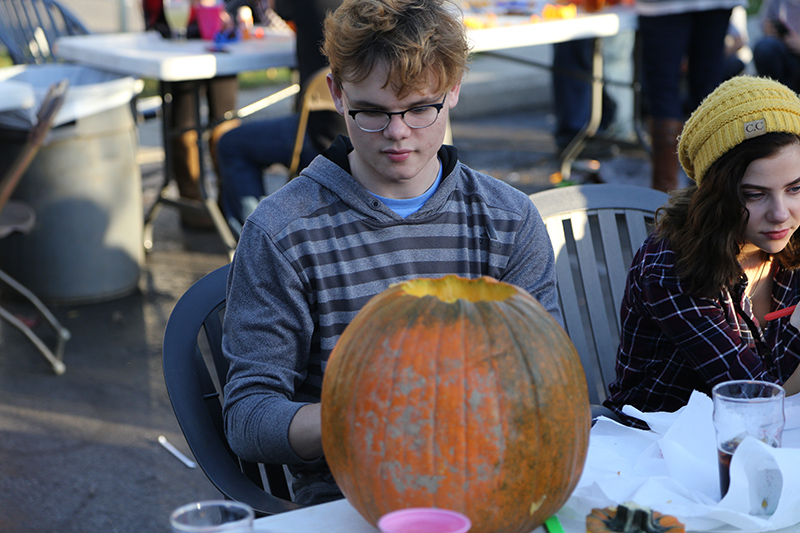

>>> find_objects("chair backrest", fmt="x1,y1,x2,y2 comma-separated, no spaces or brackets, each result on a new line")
288,67,338,178
162,263,304,516
529,184,668,405
0,0,89,65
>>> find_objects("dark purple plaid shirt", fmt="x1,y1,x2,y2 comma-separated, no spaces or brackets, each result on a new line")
604,234,800,427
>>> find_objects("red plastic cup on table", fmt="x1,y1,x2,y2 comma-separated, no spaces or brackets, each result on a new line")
196,3,224,40
378,508,471,533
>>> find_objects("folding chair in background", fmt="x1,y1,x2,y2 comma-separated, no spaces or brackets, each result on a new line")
529,183,668,413
0,79,71,375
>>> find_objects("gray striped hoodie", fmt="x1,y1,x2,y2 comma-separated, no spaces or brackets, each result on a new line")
222,136,561,475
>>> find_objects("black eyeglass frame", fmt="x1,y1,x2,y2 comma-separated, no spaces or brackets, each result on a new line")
345,93,447,132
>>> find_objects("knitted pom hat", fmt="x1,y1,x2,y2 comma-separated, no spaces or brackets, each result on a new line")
678,76,800,184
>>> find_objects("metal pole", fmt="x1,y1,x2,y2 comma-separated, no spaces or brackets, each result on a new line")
119,0,127,31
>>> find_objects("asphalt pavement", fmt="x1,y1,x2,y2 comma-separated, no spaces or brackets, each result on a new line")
0,71,651,532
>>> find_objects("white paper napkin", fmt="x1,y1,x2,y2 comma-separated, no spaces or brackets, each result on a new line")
563,391,800,532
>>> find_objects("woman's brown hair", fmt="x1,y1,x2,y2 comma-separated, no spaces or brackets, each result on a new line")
656,132,800,298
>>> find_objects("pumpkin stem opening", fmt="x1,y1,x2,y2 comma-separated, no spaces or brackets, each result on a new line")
400,275,515,303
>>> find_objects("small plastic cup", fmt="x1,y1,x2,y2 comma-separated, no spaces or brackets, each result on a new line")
378,508,472,533
196,4,224,40
170,500,254,532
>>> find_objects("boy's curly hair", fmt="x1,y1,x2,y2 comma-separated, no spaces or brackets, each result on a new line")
322,0,470,97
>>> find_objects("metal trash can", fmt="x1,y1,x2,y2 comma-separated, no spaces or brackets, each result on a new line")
0,64,143,304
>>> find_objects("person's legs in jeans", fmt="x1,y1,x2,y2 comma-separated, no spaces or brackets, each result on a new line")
553,39,593,151
205,75,240,199
167,77,238,228
168,80,203,201
217,115,317,236
686,9,733,114
640,13,691,192
552,38,616,154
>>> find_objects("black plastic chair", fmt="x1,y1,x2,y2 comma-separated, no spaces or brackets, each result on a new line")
162,263,304,516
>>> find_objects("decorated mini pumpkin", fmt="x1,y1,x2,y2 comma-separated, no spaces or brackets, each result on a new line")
586,503,686,533
321,275,591,533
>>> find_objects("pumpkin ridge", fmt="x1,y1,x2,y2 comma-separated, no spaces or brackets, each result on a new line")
379,294,424,515
490,299,546,524
452,298,473,509
328,290,414,516
389,293,446,509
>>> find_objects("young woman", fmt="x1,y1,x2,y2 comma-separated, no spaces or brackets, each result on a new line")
604,76,800,427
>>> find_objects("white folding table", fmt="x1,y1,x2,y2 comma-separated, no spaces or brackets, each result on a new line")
467,7,641,183
56,7,638,253
251,497,563,533
252,405,800,533
55,30,297,256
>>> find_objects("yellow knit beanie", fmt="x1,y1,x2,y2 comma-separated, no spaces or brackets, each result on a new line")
678,76,800,184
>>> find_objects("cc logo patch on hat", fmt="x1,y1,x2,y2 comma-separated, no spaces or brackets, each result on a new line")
744,118,766,139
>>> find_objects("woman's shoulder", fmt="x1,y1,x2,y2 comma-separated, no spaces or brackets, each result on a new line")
629,234,687,291
638,233,678,266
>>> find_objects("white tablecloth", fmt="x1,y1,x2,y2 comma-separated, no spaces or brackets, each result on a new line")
254,393,800,533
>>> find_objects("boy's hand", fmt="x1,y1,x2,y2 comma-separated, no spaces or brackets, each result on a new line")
288,403,323,460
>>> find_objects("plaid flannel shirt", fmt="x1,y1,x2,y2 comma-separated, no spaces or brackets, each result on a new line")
604,234,800,427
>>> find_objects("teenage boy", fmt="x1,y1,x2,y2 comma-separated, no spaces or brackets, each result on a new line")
222,0,561,505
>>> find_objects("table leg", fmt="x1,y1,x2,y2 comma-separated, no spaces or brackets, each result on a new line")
558,37,604,181
143,81,176,252
632,30,651,156
191,82,238,257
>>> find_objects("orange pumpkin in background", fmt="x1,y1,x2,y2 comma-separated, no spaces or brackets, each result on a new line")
320,275,591,533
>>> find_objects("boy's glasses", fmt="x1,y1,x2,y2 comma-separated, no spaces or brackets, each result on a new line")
345,93,447,132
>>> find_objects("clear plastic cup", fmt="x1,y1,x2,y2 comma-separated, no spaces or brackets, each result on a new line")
170,500,254,532
712,380,785,501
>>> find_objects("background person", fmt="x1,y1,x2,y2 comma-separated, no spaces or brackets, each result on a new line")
753,0,800,92
604,76,800,427
142,0,244,229
723,5,753,80
551,38,617,158
636,0,744,192
221,0,561,504
216,0,347,237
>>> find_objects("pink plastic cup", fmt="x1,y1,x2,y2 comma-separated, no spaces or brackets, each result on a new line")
196,4,223,40
378,508,472,533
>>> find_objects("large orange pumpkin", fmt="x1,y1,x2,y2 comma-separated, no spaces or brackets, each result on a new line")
321,275,590,533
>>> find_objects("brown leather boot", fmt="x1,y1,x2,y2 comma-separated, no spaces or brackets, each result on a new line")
208,118,241,213
650,118,684,192
171,129,215,230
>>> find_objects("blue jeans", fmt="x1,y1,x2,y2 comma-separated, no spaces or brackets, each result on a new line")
639,9,731,119
217,114,318,236
552,38,616,149
754,37,800,92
